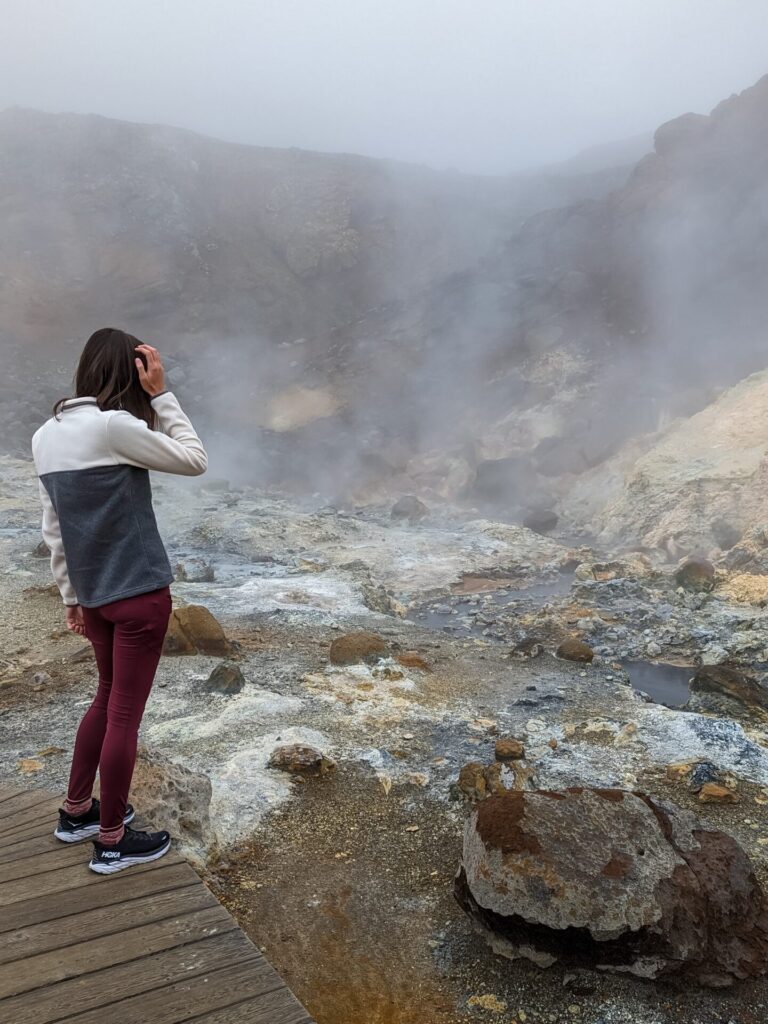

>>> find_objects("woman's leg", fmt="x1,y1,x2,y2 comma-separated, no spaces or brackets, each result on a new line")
63,605,114,815
97,586,173,844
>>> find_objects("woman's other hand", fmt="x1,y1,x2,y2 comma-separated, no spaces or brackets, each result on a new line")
66,605,86,637
134,343,166,397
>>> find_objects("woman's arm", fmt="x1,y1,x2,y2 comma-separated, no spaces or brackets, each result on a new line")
38,479,79,606
107,343,208,475
106,391,208,475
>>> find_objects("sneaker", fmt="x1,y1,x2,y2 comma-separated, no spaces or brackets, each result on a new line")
89,826,172,874
54,798,135,843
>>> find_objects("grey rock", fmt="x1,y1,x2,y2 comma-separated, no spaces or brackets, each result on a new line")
205,661,245,695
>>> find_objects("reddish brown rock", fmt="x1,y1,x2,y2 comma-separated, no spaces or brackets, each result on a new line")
556,638,594,663
329,631,387,666
455,788,768,986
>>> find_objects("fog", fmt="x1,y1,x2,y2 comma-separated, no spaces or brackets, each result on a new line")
2,0,767,173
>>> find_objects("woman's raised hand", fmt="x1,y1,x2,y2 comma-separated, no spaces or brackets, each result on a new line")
134,343,166,397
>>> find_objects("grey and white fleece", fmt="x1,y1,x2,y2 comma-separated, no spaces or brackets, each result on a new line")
31,391,207,608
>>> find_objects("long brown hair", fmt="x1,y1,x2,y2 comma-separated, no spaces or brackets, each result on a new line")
53,328,156,428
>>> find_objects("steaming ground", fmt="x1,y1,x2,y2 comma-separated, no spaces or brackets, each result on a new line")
4,457,768,1023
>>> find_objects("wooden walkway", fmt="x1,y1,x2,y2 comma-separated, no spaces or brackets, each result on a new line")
0,785,314,1024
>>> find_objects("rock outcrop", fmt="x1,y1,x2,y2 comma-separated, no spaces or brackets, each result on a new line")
127,745,215,868
455,788,768,986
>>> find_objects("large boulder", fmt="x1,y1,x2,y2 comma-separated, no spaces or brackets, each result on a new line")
454,788,768,986
163,604,232,656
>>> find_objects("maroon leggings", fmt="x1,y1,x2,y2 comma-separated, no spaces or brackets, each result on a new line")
66,585,173,837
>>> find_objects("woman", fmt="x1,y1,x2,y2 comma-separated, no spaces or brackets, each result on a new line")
31,327,208,874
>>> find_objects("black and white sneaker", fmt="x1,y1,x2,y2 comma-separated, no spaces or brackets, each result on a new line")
54,798,135,843
89,826,172,874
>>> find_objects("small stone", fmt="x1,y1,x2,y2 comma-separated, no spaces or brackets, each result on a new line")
467,994,507,1013
495,737,525,762
32,671,52,686
548,738,558,750
666,761,695,783
18,758,43,773
36,745,66,757
689,762,721,793
646,641,662,658
556,639,594,663
268,744,336,776
205,661,245,695
405,824,420,832
699,782,740,804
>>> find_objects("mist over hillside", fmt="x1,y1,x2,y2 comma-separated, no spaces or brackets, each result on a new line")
3,75,768,513
0,107,629,352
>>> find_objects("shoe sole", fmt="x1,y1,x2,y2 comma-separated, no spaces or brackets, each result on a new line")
53,807,136,843
89,838,172,875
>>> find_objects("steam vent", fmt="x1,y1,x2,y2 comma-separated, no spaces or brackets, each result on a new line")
454,788,768,987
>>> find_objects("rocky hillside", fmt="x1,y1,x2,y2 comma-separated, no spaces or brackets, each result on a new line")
0,107,626,352
316,72,768,516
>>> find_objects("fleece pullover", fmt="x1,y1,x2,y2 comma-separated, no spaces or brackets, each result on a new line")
31,391,207,608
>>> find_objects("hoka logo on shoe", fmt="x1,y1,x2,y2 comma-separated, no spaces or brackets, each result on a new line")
101,851,121,858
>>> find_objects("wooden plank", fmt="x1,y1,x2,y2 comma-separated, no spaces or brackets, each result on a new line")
0,848,182,907
0,881,211,965
191,987,315,1024
0,860,195,932
0,831,75,863
0,804,63,845
0,841,88,880
60,961,289,1024
0,930,261,1024
0,788,56,815
0,903,234,998
0,796,62,837
0,786,25,804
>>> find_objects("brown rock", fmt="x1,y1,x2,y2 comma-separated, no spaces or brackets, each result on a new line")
456,759,534,802
455,788,768,985
699,782,740,804
163,604,232,656
556,638,594,663
268,744,336,776
495,737,525,762
676,557,715,591
329,631,387,666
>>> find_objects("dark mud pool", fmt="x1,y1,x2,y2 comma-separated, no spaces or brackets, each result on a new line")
408,573,575,636
622,660,694,708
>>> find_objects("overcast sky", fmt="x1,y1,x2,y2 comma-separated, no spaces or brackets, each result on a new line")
2,1,767,174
